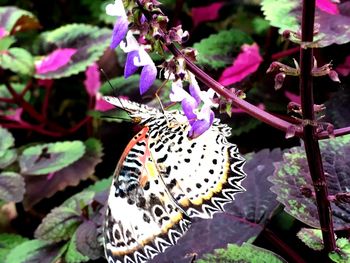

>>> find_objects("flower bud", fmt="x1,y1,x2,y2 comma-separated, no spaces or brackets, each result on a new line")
274,72,286,90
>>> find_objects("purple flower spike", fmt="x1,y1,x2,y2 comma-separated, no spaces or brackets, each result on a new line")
110,17,128,49
139,63,157,95
124,51,140,78
188,110,215,139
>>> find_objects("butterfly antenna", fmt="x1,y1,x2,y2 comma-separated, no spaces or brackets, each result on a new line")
99,68,129,114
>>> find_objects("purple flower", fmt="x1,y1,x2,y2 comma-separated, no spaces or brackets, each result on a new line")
121,32,157,95
110,17,128,49
170,77,216,138
188,107,215,139
106,0,128,49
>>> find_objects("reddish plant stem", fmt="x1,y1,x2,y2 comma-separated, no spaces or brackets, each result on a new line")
271,46,300,60
318,127,350,140
20,80,33,97
0,97,14,103
263,228,307,263
41,83,52,119
299,0,336,253
5,82,46,123
0,122,63,137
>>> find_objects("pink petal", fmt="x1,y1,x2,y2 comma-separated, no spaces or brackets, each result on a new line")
35,48,77,74
84,63,101,97
95,93,115,111
316,0,339,15
336,55,350,76
0,27,8,39
191,2,223,28
285,91,301,104
218,43,263,86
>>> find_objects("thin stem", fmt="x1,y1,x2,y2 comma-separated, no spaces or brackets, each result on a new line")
5,82,46,123
0,97,14,103
0,122,63,137
41,83,52,119
318,127,350,140
271,47,300,60
299,0,336,253
263,228,308,263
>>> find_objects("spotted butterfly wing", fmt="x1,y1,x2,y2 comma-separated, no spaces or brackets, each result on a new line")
103,97,246,263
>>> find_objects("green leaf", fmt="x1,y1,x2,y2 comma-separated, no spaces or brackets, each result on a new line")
329,238,350,263
61,190,95,210
0,6,40,34
0,47,34,75
0,126,15,153
19,140,86,175
0,149,17,169
5,239,52,263
261,0,299,33
85,176,112,193
0,172,25,202
35,24,111,79
0,233,28,260
193,29,253,69
0,36,16,51
65,232,89,263
296,228,324,251
34,206,82,242
269,134,350,230
197,243,287,263
252,17,270,35
23,139,102,208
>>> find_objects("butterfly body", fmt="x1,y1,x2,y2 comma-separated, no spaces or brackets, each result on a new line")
103,97,246,263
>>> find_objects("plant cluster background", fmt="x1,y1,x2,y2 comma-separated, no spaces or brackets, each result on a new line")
0,0,349,262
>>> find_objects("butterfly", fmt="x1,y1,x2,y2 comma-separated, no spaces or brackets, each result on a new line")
103,96,246,263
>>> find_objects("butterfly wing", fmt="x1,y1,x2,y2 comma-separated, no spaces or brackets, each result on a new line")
104,127,191,263
149,115,247,219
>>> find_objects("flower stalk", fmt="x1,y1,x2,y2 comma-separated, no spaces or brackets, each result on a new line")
299,0,336,253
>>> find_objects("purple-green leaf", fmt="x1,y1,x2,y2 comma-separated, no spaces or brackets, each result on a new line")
0,126,14,153
75,220,103,260
296,228,324,251
0,6,40,35
5,239,60,263
269,135,350,230
35,24,111,79
153,149,282,262
197,243,287,263
325,88,350,128
0,47,34,75
23,138,103,208
0,172,25,203
34,206,82,242
262,0,350,47
19,140,85,176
